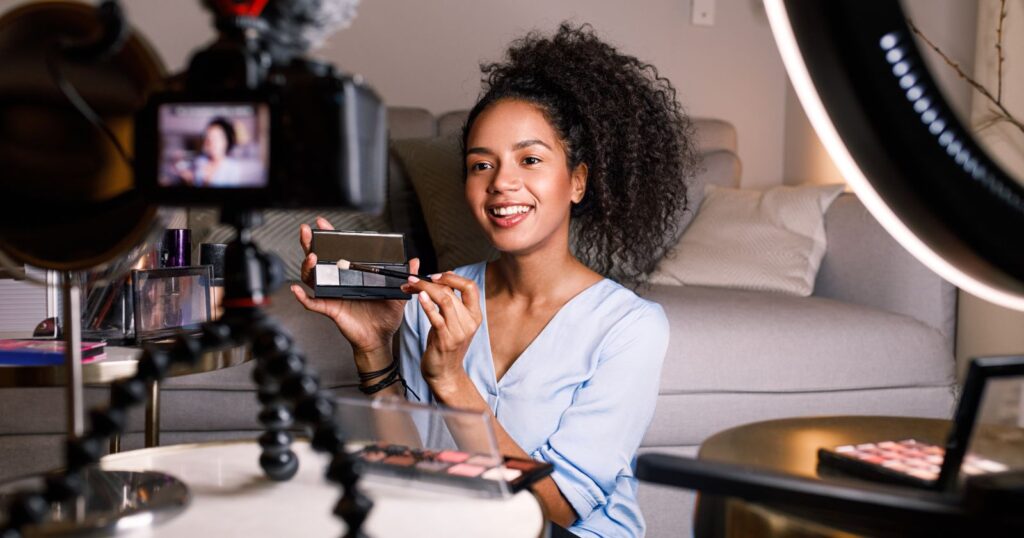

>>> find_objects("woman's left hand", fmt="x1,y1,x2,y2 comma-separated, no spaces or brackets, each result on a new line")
402,272,483,389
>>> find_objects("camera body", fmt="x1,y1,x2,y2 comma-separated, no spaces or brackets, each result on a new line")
134,4,387,212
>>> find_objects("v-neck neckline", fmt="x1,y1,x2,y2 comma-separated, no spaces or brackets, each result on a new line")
479,263,607,386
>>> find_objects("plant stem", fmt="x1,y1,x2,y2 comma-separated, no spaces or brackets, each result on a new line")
907,18,1024,137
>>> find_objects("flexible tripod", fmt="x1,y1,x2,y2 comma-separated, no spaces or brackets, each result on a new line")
0,209,372,537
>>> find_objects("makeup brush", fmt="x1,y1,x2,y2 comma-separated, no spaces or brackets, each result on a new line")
335,259,427,281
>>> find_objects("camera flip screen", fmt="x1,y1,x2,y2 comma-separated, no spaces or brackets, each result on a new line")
157,103,270,189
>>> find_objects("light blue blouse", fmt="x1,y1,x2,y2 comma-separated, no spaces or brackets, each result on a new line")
399,262,669,537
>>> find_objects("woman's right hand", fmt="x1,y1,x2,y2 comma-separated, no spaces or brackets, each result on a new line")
290,217,419,354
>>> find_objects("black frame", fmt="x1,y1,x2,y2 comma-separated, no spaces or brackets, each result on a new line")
937,355,1024,490
134,91,279,208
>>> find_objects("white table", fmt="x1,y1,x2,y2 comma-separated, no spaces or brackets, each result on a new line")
101,440,546,537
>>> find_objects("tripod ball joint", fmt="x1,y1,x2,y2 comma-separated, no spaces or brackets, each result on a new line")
251,325,293,358
4,492,48,529
88,407,126,437
136,346,171,381
280,372,319,401
199,321,233,348
258,430,293,450
65,436,103,472
295,392,336,424
257,404,292,430
333,489,373,535
43,471,83,503
259,449,299,481
266,351,305,380
110,378,147,408
311,422,345,454
167,334,203,367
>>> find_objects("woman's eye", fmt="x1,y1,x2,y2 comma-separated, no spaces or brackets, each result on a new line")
522,156,541,165
470,162,492,172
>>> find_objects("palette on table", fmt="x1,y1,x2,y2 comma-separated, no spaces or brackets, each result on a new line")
818,438,1008,487
350,443,553,497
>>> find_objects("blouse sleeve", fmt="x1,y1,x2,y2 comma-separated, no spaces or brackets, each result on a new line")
398,298,429,402
530,302,669,521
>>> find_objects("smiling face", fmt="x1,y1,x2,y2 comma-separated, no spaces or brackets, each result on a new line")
202,124,230,161
464,99,587,257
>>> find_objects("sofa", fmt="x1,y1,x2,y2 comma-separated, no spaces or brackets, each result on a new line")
0,107,957,537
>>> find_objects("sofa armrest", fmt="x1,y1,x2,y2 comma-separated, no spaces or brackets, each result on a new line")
814,193,957,345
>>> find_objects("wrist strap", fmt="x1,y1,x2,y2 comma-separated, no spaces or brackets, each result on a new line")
359,366,401,395
358,357,397,382
357,360,421,401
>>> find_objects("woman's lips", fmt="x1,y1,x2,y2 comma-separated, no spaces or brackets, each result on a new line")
486,205,534,228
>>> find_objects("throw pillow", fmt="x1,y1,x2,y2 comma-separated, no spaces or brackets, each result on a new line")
390,136,497,271
650,183,845,296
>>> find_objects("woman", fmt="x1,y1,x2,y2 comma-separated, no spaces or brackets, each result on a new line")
176,117,249,187
293,24,696,537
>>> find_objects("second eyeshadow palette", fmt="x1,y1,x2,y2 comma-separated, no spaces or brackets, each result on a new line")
352,444,554,497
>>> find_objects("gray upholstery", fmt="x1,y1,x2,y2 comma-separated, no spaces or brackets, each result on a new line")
0,111,957,538
816,194,958,343
649,285,953,395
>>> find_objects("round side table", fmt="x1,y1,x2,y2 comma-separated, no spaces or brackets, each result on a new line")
100,440,546,537
694,416,957,538
0,343,250,451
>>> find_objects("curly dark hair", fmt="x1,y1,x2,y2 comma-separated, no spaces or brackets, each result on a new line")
462,23,698,286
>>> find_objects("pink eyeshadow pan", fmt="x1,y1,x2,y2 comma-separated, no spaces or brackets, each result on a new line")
362,451,387,462
436,451,470,463
447,463,485,477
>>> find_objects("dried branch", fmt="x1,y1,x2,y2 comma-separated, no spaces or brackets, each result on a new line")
997,0,1007,101
907,18,1024,137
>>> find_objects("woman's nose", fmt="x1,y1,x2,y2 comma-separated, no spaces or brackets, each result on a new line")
488,164,522,193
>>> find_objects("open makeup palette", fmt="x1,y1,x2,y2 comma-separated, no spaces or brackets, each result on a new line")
335,396,553,498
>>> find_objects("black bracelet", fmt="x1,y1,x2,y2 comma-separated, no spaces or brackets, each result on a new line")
358,357,397,382
358,366,402,395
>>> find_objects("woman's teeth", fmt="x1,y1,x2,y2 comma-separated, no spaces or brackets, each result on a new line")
491,205,532,217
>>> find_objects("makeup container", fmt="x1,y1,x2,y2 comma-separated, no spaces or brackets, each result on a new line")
311,230,411,299
132,266,212,342
200,243,226,319
160,228,192,268
335,396,553,498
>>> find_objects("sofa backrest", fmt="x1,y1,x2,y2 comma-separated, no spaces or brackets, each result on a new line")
816,194,957,344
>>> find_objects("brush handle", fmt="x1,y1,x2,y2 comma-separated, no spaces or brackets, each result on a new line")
347,262,426,281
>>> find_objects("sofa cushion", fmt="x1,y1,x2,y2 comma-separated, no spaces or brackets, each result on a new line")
643,284,955,394
652,184,844,295
391,135,497,271
678,150,741,234
388,107,437,139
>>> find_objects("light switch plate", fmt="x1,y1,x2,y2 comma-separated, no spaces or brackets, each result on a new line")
692,0,716,27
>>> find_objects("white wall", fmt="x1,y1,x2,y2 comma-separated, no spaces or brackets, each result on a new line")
0,0,788,188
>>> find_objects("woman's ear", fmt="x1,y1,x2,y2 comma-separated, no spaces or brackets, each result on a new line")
571,163,588,204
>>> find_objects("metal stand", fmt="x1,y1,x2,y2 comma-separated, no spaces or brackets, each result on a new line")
0,275,190,536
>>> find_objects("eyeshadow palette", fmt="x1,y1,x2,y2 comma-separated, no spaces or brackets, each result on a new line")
818,439,1009,488
311,230,411,300
351,444,554,498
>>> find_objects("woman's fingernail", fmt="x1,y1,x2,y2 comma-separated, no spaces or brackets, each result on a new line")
408,276,420,283
429,273,441,281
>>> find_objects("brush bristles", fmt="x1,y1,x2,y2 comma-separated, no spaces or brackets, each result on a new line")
335,259,352,270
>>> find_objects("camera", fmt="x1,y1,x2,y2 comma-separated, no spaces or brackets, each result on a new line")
134,0,387,212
